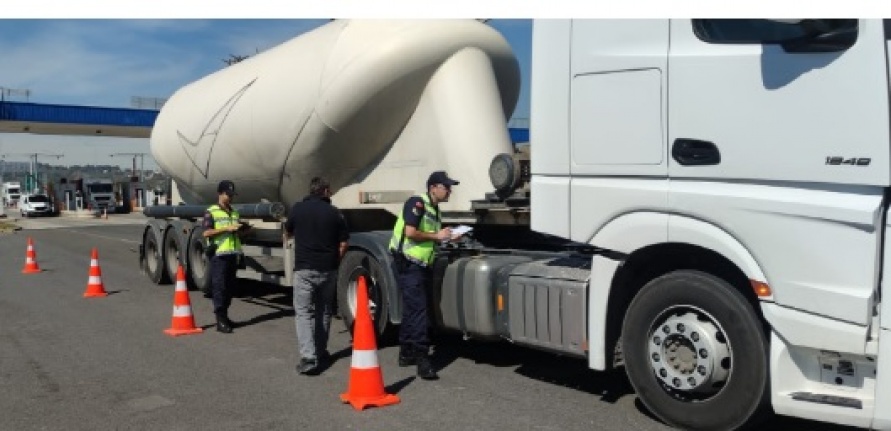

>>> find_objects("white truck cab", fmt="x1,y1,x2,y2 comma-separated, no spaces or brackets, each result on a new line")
532,19,890,429
2,182,22,208
84,180,116,214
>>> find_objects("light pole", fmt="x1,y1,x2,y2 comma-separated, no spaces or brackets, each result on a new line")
110,153,148,182
1,152,63,193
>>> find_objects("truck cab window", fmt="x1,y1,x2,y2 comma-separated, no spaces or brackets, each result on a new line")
693,19,858,45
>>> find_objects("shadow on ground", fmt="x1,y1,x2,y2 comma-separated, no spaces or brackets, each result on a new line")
214,280,859,430
430,332,861,430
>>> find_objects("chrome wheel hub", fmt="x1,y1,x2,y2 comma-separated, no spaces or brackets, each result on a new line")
647,310,731,395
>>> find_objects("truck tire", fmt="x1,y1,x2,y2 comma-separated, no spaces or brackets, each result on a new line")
163,227,185,284
337,249,393,342
144,227,171,285
187,227,211,294
622,270,770,430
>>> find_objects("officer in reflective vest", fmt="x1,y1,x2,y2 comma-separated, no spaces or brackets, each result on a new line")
202,180,250,333
389,171,462,380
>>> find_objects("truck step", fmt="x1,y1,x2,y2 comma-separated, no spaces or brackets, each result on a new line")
789,392,863,409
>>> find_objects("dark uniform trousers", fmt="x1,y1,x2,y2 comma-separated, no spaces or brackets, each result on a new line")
395,260,430,351
210,254,239,315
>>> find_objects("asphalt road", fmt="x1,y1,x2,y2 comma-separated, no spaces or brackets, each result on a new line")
0,218,863,430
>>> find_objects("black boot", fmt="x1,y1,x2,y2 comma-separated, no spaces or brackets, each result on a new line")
222,314,237,329
398,345,417,367
215,313,233,334
416,348,438,380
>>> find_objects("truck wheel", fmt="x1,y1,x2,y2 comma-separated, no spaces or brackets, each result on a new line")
337,249,393,342
187,227,211,293
144,228,171,284
622,270,771,430
163,227,185,283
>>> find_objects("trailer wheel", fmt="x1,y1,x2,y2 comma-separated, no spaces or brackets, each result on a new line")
187,227,211,293
163,227,186,283
622,270,770,430
144,227,171,285
337,249,393,342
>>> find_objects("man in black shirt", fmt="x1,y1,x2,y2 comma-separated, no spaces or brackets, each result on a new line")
284,177,349,375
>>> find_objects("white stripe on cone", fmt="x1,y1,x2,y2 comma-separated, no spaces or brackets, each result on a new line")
88,276,102,284
172,305,193,317
174,282,187,292
350,349,380,369
90,259,98,266
25,258,34,263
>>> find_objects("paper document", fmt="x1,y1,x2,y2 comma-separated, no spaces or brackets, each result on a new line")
448,225,473,236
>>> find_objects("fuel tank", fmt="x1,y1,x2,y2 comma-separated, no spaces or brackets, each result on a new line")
151,19,520,212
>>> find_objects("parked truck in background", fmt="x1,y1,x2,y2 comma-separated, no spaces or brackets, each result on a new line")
83,179,116,214
2,181,22,208
139,19,891,430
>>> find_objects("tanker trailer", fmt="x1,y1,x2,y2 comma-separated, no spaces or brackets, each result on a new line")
139,19,524,334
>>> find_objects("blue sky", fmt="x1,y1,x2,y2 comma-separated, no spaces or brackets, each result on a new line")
0,19,532,169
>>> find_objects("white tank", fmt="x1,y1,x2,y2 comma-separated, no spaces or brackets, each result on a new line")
151,19,520,214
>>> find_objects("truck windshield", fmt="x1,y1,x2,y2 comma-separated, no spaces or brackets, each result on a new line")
28,195,49,203
88,184,114,193
9,188,19,194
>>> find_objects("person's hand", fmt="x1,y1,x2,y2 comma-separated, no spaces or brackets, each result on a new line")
434,228,452,241
226,225,239,233
450,233,463,242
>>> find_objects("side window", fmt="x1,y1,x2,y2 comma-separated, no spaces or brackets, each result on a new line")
693,19,858,45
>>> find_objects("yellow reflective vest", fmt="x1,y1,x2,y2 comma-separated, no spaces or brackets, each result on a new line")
207,204,242,255
389,193,440,266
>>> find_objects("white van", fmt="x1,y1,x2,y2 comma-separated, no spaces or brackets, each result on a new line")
20,194,53,217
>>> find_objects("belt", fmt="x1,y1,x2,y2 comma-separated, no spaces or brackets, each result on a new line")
390,250,429,268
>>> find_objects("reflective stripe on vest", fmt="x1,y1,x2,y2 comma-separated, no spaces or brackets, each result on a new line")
389,194,440,266
208,204,242,255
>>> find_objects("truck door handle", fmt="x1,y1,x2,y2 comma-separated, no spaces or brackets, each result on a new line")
672,138,721,166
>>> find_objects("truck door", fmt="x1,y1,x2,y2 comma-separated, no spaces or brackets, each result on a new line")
667,20,890,331
567,20,670,241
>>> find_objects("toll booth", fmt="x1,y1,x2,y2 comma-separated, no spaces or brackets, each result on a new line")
113,181,146,214
55,181,80,212
131,182,146,211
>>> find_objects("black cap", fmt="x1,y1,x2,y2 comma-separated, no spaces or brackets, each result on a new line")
217,180,237,195
426,171,460,188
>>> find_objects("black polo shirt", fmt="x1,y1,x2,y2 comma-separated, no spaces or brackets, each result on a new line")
284,195,350,271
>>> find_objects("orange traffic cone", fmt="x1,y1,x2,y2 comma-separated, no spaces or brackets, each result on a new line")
340,275,400,410
164,264,203,337
83,248,109,298
21,237,41,274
